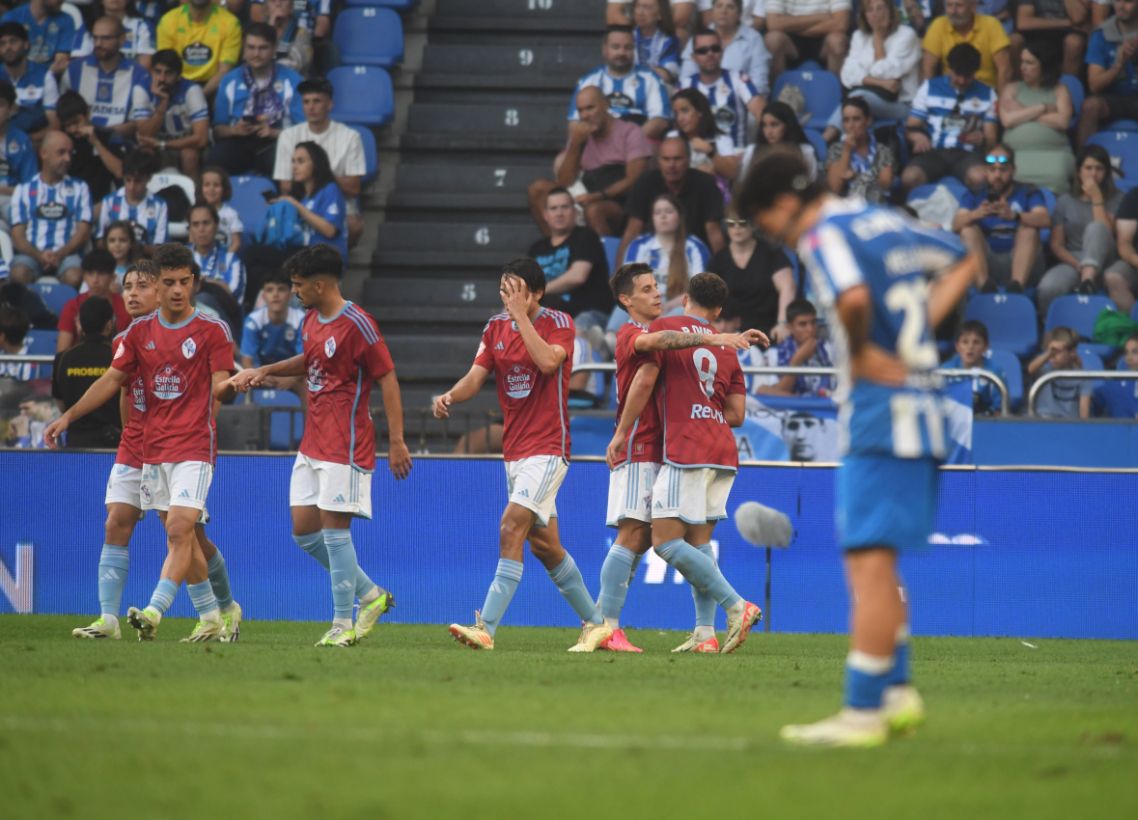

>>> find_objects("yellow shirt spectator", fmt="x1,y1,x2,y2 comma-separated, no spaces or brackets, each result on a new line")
157,4,242,85
922,14,1009,90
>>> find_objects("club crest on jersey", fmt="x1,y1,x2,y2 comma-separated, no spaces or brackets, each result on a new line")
325,337,336,358
153,364,185,400
181,337,197,359
505,364,537,399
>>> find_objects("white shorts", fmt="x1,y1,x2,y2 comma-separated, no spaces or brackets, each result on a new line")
140,462,213,512
289,453,373,519
105,463,142,507
505,456,568,527
651,464,735,525
606,461,660,527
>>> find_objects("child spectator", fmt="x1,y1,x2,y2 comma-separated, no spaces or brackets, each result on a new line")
187,203,245,303
1092,332,1138,418
198,165,243,253
753,297,834,396
239,272,303,368
103,219,142,283
96,149,168,252
942,319,1007,414
1028,326,1092,418
632,0,682,84
56,90,123,204
56,249,130,351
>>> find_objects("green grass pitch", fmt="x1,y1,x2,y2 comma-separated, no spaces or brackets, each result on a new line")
1,616,1135,820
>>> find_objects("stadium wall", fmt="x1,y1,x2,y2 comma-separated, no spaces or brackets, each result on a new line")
1,452,1134,640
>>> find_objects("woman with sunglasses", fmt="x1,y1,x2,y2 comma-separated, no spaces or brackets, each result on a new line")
679,0,770,84
998,39,1074,194
824,96,897,203
706,208,796,341
1038,144,1125,315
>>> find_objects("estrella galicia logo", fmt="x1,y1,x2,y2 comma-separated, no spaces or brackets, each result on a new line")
152,364,185,400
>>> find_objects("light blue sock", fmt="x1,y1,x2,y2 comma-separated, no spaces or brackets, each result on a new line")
691,543,718,628
97,544,129,617
844,651,894,709
146,578,178,615
323,529,359,622
886,626,911,687
548,553,602,624
597,544,638,624
206,550,233,610
294,530,378,600
480,558,523,636
655,538,742,611
187,580,219,616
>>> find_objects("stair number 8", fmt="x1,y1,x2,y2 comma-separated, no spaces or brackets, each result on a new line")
505,109,519,126
693,349,717,398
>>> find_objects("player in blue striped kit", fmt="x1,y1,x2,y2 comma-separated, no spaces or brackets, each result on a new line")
737,144,978,747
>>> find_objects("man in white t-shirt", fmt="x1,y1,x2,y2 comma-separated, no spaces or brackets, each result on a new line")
272,77,366,248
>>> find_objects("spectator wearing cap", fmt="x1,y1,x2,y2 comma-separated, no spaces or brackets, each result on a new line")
137,48,209,179
0,0,77,77
56,90,124,205
51,294,122,447
210,23,303,178
0,20,59,136
55,249,130,351
156,0,242,97
273,77,366,248
96,149,168,253
9,129,92,288
57,16,152,141
0,80,38,231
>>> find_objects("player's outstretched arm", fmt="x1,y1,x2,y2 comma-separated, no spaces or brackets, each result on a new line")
227,354,306,393
632,329,768,353
927,254,980,330
44,366,129,448
724,393,746,428
213,370,238,403
606,361,660,469
378,369,412,480
432,365,491,419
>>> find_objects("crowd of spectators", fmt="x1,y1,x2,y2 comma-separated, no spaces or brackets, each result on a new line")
530,0,1138,418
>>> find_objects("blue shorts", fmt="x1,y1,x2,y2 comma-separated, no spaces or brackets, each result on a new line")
836,453,939,552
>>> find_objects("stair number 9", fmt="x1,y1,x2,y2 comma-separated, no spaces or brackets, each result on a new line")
518,49,534,66
505,109,519,126
693,349,717,399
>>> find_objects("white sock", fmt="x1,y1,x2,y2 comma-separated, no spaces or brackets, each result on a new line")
603,616,619,629
694,625,715,641
726,600,744,617
201,610,221,624
360,587,380,605
102,613,119,628
333,617,353,631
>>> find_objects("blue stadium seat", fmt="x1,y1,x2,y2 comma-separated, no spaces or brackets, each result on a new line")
1106,119,1138,132
230,175,276,241
1087,130,1138,191
28,281,76,315
772,67,841,132
333,8,404,68
1077,345,1104,372
1060,74,1083,131
250,389,304,451
348,124,378,186
602,235,621,272
804,129,828,168
1039,186,1056,245
1132,303,1138,323
963,293,1039,358
985,347,1023,412
25,329,57,378
1045,294,1118,358
328,66,394,126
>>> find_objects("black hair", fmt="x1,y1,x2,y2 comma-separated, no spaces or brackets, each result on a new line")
734,144,828,219
56,90,90,124
757,100,809,147
605,24,634,40
786,298,817,323
122,149,158,179
671,87,722,139
284,244,343,280
545,186,574,206
956,319,990,345
294,140,336,195
297,77,334,98
153,243,198,278
189,202,220,226
82,248,117,276
1021,37,1061,89
0,80,14,106
78,295,115,338
0,303,29,346
500,257,547,297
609,261,655,301
989,142,1016,165
244,22,278,47
151,48,182,74
0,21,28,42
946,43,981,78
687,272,729,311
1073,144,1115,199
841,95,872,120
691,27,721,43
262,270,292,289
123,259,158,283
199,165,233,202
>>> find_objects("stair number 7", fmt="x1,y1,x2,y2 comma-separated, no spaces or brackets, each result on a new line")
493,169,507,187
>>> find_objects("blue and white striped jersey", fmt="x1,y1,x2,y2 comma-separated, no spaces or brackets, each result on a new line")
157,77,209,140
0,126,38,188
97,187,169,244
121,16,156,61
59,55,153,128
634,28,681,80
909,76,996,151
191,243,246,302
798,198,967,458
680,69,760,146
0,61,59,134
623,233,711,295
10,174,93,251
213,63,305,128
568,65,671,123
0,6,76,64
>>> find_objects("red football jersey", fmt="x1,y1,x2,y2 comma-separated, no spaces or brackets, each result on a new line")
650,315,745,470
112,310,235,464
299,302,394,470
474,308,574,461
112,321,148,469
612,319,662,467
58,292,132,338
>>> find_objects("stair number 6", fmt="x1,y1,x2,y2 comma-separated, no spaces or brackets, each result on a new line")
475,227,491,245
505,109,519,126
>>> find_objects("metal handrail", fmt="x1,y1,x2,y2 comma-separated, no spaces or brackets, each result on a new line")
1027,370,1132,417
572,362,1012,415
0,354,55,364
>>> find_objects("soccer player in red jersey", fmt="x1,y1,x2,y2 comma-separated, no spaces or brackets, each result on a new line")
46,244,238,642
600,263,766,652
612,272,764,654
229,245,411,648
433,258,611,652
68,261,243,642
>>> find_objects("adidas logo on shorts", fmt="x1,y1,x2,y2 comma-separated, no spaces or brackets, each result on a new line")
178,489,191,498
333,494,346,503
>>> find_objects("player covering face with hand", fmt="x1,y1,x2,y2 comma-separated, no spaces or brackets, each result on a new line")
433,258,610,652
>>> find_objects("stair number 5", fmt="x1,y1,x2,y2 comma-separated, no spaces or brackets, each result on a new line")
528,0,553,9
505,109,519,126
693,349,717,399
